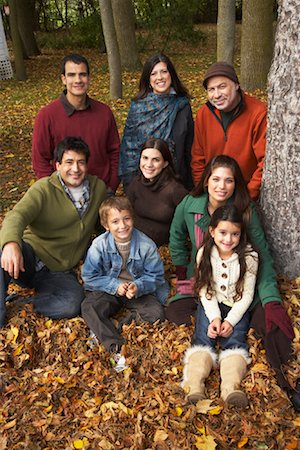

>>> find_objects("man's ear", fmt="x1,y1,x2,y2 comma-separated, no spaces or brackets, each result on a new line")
61,74,66,85
55,161,60,171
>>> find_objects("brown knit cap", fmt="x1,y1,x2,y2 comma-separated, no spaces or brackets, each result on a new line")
203,61,239,89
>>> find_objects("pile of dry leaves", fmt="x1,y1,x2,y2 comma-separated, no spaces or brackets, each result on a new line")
0,253,299,449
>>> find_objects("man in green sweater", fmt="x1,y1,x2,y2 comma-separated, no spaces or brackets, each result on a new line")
0,136,107,327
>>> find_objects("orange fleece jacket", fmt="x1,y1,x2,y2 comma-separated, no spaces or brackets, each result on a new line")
191,93,266,200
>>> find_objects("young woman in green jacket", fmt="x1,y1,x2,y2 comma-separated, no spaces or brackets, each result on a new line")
167,155,299,411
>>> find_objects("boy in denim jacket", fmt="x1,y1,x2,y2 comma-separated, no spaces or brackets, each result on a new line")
81,196,168,371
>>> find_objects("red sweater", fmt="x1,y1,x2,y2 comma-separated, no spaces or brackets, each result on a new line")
32,95,120,191
191,93,266,200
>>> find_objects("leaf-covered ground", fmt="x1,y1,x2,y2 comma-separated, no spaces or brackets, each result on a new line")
0,27,299,449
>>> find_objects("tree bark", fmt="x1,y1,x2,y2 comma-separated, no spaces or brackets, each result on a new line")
260,0,300,278
217,0,235,65
99,0,122,99
240,0,274,90
16,0,40,56
7,0,27,80
111,0,141,70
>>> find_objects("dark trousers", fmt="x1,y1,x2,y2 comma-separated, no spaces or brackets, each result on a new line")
0,241,84,326
81,291,165,352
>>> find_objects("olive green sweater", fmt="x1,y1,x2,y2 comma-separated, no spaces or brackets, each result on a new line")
0,173,106,271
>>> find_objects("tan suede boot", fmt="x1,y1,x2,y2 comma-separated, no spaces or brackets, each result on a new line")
220,354,248,408
182,346,215,404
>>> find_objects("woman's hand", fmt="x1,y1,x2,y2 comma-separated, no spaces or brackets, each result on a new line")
207,318,221,338
219,320,233,338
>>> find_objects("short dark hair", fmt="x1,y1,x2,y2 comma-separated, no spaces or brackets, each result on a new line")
100,197,134,228
61,53,90,75
135,53,190,100
54,136,90,163
191,155,250,214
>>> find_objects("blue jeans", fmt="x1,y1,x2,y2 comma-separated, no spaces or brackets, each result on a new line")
0,241,84,326
192,303,250,352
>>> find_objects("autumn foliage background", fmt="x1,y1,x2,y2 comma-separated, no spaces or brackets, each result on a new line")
0,26,299,450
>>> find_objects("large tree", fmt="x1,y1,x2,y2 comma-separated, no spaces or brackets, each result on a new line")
260,0,300,278
7,0,27,80
16,0,40,57
99,0,122,99
217,0,235,64
111,0,140,70
240,0,274,90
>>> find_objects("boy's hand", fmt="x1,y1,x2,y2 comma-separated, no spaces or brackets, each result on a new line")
117,282,130,297
219,320,233,338
126,283,137,299
207,318,221,339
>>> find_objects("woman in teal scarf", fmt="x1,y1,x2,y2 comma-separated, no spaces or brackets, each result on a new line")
119,53,194,192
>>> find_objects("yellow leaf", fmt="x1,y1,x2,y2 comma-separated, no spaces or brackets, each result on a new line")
5,153,15,158
73,440,84,449
10,326,19,344
175,406,183,416
238,437,248,448
293,417,300,426
45,320,53,328
4,419,17,429
208,405,222,415
28,179,36,186
54,376,65,384
154,429,168,442
13,344,24,356
194,434,217,449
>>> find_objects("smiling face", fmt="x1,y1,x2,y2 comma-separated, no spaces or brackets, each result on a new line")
207,166,235,209
105,208,134,243
210,220,241,259
56,150,88,188
61,61,90,101
206,76,240,112
149,61,172,94
140,147,168,180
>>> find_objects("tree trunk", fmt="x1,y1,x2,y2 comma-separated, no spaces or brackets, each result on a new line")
260,0,300,278
16,0,40,56
99,0,122,99
240,0,274,90
217,0,235,65
111,0,141,70
7,0,27,80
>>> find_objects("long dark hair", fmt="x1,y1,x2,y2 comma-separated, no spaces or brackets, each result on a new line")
134,53,190,100
195,204,255,302
139,138,181,182
191,155,251,214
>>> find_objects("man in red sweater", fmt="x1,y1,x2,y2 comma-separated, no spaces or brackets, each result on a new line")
32,53,120,193
191,62,266,200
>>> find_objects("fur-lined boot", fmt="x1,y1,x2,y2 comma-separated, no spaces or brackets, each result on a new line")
182,345,216,404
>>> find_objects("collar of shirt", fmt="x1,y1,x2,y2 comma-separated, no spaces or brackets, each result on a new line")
60,90,92,117
57,172,90,217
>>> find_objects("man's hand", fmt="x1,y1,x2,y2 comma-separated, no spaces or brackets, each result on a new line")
126,283,137,299
207,318,221,339
219,320,233,338
0,242,24,279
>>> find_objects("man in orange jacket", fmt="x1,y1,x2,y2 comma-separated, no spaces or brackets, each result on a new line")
191,62,266,200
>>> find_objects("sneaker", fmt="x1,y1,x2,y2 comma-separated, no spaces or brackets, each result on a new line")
88,331,99,349
110,352,128,373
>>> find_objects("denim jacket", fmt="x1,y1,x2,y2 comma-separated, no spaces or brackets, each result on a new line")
82,228,169,304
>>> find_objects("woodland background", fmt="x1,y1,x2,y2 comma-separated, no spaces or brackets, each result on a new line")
0,1,300,449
